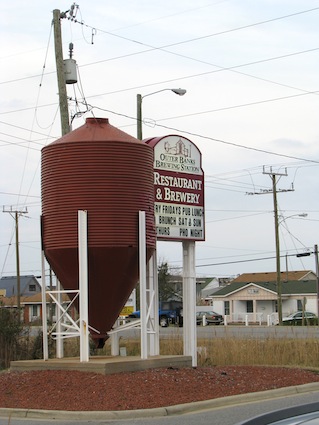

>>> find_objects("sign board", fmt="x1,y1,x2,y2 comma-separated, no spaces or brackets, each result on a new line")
146,135,205,241
120,289,136,317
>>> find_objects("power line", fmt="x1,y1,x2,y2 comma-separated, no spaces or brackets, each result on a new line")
88,102,319,164
170,250,315,269
70,6,319,61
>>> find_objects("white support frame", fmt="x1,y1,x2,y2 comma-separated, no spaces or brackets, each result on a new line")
139,211,148,359
41,251,48,360
110,211,158,358
78,210,89,362
41,210,91,362
147,251,159,356
55,278,63,358
182,240,197,367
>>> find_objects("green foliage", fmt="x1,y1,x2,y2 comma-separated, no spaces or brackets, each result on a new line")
0,307,23,369
158,261,176,302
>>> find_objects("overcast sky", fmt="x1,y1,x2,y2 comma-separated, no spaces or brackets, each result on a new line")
1,0,319,281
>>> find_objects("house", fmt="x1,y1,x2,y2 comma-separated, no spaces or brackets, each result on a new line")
0,275,76,325
210,271,318,324
164,275,221,302
0,292,76,324
0,275,41,297
231,270,317,283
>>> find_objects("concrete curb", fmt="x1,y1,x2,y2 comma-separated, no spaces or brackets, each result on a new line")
1,382,319,420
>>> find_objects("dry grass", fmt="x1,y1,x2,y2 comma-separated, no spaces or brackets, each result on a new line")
99,335,319,368
52,329,319,368
195,338,319,367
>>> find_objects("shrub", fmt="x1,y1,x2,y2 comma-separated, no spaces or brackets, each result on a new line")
0,307,23,369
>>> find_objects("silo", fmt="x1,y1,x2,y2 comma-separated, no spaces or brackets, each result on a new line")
41,117,156,347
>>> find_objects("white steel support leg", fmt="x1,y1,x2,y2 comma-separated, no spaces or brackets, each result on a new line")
78,210,89,362
139,211,148,359
147,251,159,356
56,278,63,358
111,321,120,356
41,251,48,360
182,241,197,367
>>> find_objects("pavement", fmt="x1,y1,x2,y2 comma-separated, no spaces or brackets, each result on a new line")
1,382,319,420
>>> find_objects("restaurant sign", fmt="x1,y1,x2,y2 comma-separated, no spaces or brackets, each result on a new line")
146,135,205,241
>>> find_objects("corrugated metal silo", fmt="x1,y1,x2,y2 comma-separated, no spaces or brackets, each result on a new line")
41,117,155,347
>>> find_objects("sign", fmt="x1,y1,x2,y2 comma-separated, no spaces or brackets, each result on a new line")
120,305,134,316
248,288,259,294
146,135,205,241
120,290,136,317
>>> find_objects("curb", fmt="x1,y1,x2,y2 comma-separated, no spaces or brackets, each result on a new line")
1,382,319,420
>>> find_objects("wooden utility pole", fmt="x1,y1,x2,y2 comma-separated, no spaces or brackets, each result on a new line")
247,167,294,325
263,167,293,326
53,9,70,136
271,172,282,325
314,244,319,323
3,206,28,311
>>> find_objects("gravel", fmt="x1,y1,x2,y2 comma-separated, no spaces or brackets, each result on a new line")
1,366,319,411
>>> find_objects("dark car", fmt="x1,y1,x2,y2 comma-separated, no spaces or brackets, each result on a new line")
196,310,223,325
282,311,318,326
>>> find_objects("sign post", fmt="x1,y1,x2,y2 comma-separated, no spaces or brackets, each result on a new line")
146,135,204,366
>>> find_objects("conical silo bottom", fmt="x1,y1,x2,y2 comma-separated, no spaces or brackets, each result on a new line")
45,246,153,347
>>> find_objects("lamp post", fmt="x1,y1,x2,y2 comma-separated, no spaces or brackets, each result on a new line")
296,245,319,323
136,88,186,140
277,212,308,324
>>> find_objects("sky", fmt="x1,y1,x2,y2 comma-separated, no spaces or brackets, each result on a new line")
1,0,319,282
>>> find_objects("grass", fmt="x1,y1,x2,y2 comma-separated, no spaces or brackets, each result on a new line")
93,333,319,368
11,327,319,369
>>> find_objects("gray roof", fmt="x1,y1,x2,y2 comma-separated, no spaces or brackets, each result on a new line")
212,280,317,297
231,271,316,283
0,275,41,297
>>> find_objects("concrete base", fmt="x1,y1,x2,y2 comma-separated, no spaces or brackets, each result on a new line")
10,355,192,375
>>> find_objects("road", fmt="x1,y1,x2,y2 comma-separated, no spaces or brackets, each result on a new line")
118,324,319,340
1,389,319,424
29,324,319,339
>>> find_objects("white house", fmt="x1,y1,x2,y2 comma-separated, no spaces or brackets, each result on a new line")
209,271,318,324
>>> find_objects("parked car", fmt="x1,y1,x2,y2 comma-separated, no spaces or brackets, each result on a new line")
196,310,223,325
126,308,181,327
282,311,318,325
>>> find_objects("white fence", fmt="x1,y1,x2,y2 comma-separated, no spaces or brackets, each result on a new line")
224,312,279,326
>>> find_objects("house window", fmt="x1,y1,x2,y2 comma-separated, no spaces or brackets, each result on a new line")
224,301,230,315
246,300,253,313
29,284,36,292
32,305,38,317
297,299,303,311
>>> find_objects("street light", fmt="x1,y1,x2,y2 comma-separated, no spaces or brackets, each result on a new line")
136,88,187,140
276,212,308,324
279,213,308,225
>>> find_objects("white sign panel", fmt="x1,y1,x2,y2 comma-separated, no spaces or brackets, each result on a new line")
147,135,205,241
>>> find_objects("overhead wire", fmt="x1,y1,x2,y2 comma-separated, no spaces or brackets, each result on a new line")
0,24,55,276
84,103,319,164
1,4,319,277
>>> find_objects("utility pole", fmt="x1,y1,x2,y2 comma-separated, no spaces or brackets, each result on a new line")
270,171,282,325
3,206,28,311
53,9,70,136
314,244,319,322
247,167,294,325
263,167,294,325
